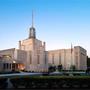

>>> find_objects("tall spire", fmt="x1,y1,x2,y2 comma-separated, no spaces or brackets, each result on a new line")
29,10,36,39
32,10,34,27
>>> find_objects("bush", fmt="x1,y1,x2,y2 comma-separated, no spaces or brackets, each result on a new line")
48,65,56,72
9,76,90,88
57,65,63,71
0,77,8,88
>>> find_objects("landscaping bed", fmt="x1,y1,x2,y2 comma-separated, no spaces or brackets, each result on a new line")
0,77,8,88
10,76,90,89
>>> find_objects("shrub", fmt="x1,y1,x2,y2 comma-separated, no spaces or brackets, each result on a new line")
9,76,90,88
0,77,8,88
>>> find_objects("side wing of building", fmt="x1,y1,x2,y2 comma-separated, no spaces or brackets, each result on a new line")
74,46,87,70
47,46,87,70
0,48,27,71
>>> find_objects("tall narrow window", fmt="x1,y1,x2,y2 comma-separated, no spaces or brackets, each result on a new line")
30,51,32,64
59,53,61,65
3,63,6,70
52,54,54,64
37,55,40,64
10,63,11,69
76,55,78,65
45,52,47,64
6,63,8,69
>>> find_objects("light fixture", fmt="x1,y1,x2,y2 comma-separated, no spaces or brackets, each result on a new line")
13,61,16,63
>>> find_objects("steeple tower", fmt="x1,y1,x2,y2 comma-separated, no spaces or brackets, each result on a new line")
29,11,36,39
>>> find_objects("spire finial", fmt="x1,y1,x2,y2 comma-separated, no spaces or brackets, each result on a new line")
32,10,34,27
29,10,36,39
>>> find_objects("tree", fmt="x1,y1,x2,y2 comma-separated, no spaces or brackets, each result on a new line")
70,65,76,71
57,64,63,71
48,65,56,72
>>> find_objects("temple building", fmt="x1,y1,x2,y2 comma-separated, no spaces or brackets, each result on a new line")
0,13,87,72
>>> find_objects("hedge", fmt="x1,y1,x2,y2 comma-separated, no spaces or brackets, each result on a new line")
0,77,8,88
10,76,90,89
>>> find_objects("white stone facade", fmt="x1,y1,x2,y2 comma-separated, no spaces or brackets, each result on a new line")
0,42,87,71
18,38,48,72
47,46,87,70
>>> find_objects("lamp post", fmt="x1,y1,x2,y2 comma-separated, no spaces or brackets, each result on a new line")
12,60,16,71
